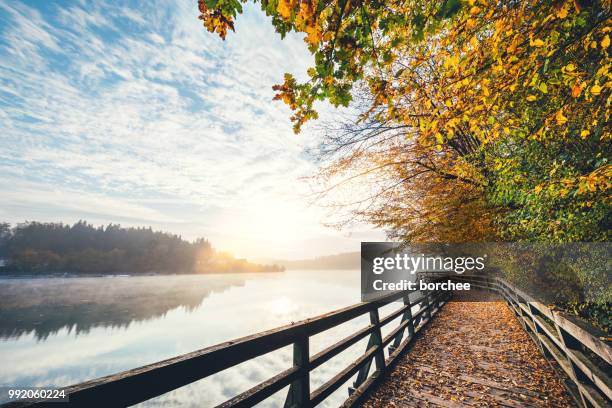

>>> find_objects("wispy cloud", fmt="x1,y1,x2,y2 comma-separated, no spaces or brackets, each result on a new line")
0,0,383,258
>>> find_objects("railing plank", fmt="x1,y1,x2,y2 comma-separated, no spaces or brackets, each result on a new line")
382,318,411,347
216,367,299,408
309,324,375,370
568,348,612,401
379,304,410,327
310,346,378,406
553,312,612,366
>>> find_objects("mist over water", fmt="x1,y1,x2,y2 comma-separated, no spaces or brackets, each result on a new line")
0,270,393,407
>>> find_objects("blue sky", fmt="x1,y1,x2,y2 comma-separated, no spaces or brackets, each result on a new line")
0,0,383,259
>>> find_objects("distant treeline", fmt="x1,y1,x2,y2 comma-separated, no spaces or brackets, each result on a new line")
0,221,284,275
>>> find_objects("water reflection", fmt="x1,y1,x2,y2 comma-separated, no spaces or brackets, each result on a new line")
0,270,366,407
0,275,246,340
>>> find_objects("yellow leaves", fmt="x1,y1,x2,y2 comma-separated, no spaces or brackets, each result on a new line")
445,54,460,71
571,81,583,97
580,130,590,139
561,178,575,187
586,175,599,192
526,95,537,102
534,185,543,194
446,117,460,130
555,110,568,125
575,167,612,195
564,63,576,72
590,83,602,95
539,82,548,93
295,1,317,30
493,159,506,171
556,6,569,19
198,4,235,40
531,38,545,47
469,36,479,50
276,0,293,20
595,63,609,77
602,35,610,49
494,19,505,39
507,38,518,54
305,24,322,45
470,6,481,15
466,18,477,30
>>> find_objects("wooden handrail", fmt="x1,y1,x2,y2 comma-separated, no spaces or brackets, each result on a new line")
2,285,449,408
450,275,612,408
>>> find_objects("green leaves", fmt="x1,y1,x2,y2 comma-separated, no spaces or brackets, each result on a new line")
436,0,462,20
204,0,218,9
411,13,426,41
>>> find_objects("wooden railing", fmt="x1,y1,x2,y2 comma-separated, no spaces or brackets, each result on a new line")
450,275,611,408
3,287,449,408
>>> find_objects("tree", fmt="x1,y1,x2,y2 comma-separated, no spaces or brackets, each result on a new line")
199,0,611,242
0,222,10,257
307,94,496,242
0,221,284,275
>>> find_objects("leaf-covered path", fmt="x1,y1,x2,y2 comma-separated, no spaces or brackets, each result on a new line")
361,297,575,407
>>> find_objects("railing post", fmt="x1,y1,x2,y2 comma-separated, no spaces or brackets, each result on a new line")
527,303,547,355
405,295,415,339
434,290,442,311
351,306,385,394
423,291,432,320
284,335,310,408
510,287,529,331
370,308,386,371
390,293,413,353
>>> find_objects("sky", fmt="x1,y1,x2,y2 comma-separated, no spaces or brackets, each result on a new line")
0,0,385,260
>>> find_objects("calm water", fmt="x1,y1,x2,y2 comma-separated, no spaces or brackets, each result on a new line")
0,270,408,407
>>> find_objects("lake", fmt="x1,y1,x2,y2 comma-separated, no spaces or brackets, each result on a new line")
0,270,409,407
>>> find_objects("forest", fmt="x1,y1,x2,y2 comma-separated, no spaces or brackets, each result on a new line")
198,0,610,328
0,221,284,275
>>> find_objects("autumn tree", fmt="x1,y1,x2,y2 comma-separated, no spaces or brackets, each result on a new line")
307,90,496,242
198,0,611,243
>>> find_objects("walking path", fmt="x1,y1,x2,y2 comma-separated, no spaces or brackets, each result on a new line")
361,297,575,407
